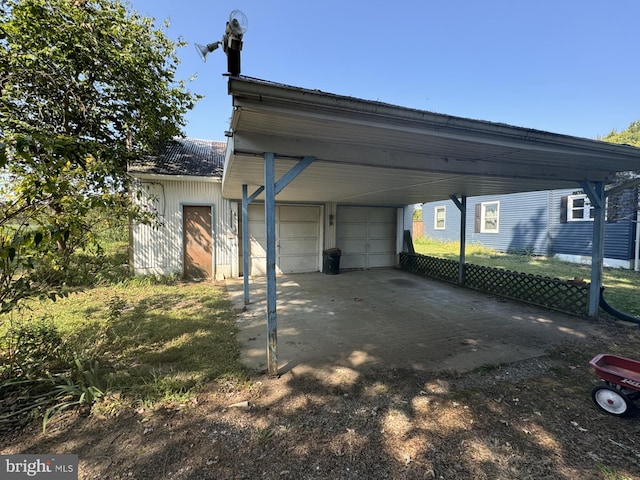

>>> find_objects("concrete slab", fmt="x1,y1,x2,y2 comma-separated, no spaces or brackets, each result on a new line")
226,269,597,375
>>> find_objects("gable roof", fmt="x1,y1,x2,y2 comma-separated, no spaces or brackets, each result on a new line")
129,138,226,178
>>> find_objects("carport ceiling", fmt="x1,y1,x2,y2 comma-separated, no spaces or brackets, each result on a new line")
223,76,640,205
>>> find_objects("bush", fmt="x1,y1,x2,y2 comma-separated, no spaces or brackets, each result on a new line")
0,317,104,431
1,317,67,379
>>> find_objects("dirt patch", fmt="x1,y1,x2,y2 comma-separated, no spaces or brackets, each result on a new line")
2,321,640,480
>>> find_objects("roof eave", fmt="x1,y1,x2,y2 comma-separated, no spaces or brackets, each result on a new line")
229,76,640,161
129,172,222,183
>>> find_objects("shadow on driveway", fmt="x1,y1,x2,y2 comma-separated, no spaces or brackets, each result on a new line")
226,269,597,375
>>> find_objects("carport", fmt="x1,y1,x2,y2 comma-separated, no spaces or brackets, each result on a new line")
222,76,640,375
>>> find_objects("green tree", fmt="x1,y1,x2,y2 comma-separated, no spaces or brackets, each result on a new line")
0,0,199,312
599,120,640,222
601,120,640,147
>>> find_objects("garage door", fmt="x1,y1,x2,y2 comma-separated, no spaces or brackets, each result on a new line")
337,206,397,269
246,204,321,275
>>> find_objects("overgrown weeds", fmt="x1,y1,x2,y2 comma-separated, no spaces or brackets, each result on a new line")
0,281,246,432
0,317,104,432
0,222,247,430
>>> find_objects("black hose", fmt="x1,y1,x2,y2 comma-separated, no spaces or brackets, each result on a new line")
599,287,640,324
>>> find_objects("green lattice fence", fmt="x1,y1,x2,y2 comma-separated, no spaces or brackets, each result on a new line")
399,252,589,317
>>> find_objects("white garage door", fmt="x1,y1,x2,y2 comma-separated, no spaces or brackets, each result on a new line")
337,206,397,269
246,204,321,275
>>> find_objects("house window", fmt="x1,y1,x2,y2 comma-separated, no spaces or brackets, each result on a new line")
480,201,499,233
434,206,446,230
567,194,594,221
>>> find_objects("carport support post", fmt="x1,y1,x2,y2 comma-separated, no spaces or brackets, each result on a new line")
581,180,605,318
241,184,266,305
242,184,250,305
264,152,278,376
450,195,467,285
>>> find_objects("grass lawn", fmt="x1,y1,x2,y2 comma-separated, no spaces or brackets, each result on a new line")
414,237,640,316
1,280,246,412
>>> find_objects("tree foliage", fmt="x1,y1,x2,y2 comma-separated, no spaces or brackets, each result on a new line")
0,0,199,312
601,120,640,148
599,120,640,222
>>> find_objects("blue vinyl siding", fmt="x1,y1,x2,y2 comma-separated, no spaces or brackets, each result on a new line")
551,222,632,259
467,191,550,254
549,190,634,260
423,188,636,261
424,191,550,255
423,201,460,241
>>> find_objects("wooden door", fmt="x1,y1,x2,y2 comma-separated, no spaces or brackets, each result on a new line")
183,205,213,280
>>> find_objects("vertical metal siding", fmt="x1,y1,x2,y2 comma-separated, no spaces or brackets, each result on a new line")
133,179,236,278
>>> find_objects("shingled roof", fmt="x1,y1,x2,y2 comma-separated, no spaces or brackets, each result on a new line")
129,138,226,178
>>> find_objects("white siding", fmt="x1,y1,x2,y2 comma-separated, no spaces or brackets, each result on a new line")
132,179,237,279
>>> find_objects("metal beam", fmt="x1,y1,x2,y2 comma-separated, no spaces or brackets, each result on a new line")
242,185,250,305
248,185,265,203
450,195,467,285
262,154,316,376
581,180,604,209
581,180,605,317
264,153,278,375
241,184,266,305
275,156,315,195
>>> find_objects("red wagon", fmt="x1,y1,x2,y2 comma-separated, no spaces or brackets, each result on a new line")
589,354,640,416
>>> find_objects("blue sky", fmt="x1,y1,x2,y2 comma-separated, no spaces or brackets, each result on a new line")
131,0,640,142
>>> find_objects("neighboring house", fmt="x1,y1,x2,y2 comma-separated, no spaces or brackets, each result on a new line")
128,138,238,280
129,137,414,279
422,188,639,269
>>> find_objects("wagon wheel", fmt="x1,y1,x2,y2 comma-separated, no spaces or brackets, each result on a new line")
591,385,634,416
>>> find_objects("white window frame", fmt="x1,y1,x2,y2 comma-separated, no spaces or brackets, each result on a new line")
480,201,500,233
567,194,594,222
434,206,446,230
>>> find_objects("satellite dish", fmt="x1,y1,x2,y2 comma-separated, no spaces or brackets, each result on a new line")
228,10,248,36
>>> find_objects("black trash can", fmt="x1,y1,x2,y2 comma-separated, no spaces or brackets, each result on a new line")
322,248,341,274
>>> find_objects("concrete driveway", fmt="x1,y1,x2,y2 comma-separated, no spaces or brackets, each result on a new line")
226,269,596,374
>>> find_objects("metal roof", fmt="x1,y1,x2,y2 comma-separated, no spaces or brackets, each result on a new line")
223,76,640,205
129,138,226,178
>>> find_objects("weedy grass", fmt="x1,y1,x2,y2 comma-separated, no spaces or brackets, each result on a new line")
0,233,246,429
12,282,245,396
0,281,247,429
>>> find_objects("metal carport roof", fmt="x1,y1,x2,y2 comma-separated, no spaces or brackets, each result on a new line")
223,76,640,205
222,75,640,375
